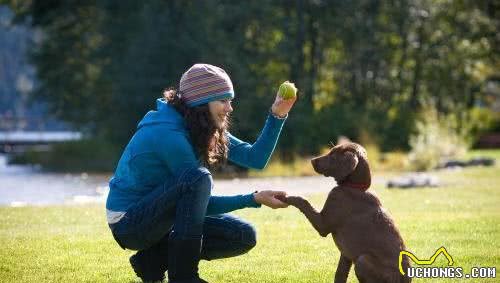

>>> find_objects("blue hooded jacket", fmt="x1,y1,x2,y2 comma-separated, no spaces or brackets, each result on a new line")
106,98,286,217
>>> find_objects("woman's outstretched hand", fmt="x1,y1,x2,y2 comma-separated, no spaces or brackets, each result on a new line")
271,91,297,118
253,190,289,209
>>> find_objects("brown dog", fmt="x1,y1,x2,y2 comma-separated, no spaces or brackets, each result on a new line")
282,142,410,283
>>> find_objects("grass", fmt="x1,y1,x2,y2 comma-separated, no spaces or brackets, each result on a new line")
1,154,499,282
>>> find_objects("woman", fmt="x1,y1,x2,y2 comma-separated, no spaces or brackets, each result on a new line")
106,63,296,283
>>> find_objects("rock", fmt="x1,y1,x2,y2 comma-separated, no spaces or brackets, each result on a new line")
387,173,439,189
439,157,495,169
440,160,468,168
467,157,495,167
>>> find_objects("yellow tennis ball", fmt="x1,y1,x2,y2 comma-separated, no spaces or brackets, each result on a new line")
278,81,297,100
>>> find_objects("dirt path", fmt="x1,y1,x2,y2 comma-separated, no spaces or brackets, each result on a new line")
212,175,387,196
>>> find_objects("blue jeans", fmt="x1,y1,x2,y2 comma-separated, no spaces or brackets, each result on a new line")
109,167,257,260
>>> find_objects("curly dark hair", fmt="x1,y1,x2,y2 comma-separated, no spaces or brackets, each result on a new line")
163,88,230,169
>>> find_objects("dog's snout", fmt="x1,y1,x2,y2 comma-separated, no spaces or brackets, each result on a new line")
311,158,319,171
311,155,329,175
311,157,323,172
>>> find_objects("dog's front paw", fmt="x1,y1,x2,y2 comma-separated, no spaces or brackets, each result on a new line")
284,196,309,209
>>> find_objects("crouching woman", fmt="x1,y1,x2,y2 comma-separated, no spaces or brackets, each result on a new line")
106,64,296,283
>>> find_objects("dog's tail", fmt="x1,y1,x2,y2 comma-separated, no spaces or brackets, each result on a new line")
399,254,412,283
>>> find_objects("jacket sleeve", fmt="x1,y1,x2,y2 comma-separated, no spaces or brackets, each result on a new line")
206,194,261,215
228,113,286,169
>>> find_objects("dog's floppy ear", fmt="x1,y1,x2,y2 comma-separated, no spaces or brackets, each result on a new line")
331,150,359,182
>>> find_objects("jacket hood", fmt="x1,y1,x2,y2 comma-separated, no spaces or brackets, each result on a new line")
137,98,185,130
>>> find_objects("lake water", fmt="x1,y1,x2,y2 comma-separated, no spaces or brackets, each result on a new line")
0,154,348,207
0,155,109,206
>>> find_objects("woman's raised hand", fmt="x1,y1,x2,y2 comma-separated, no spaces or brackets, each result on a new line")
271,90,297,118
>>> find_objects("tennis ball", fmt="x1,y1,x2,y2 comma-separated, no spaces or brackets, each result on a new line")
278,81,297,100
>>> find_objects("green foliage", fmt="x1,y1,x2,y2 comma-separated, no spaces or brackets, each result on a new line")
467,107,499,143
4,0,499,170
11,138,120,172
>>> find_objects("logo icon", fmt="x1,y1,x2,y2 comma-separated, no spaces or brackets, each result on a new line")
399,247,454,275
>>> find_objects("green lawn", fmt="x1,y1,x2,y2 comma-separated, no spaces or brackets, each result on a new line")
1,162,499,282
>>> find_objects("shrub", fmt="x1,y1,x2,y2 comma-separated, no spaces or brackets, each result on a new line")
467,107,499,143
408,106,469,171
10,138,120,172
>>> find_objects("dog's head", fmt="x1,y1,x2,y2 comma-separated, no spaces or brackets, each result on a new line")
311,142,371,188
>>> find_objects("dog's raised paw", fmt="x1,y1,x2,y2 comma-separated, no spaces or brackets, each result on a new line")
274,195,287,203
285,196,309,208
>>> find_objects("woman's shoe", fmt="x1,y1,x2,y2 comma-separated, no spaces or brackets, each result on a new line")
167,238,209,283
130,251,167,282
130,233,170,282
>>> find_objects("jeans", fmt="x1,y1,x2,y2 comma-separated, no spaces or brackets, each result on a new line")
109,167,257,260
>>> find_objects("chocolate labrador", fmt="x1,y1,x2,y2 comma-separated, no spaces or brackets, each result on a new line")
281,142,410,283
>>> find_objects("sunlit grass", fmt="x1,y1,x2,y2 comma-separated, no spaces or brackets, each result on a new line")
0,152,499,282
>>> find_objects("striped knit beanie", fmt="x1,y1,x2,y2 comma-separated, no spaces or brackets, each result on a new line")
179,63,235,107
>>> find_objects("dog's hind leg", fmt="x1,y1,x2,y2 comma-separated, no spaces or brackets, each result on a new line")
334,254,352,283
354,254,385,283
